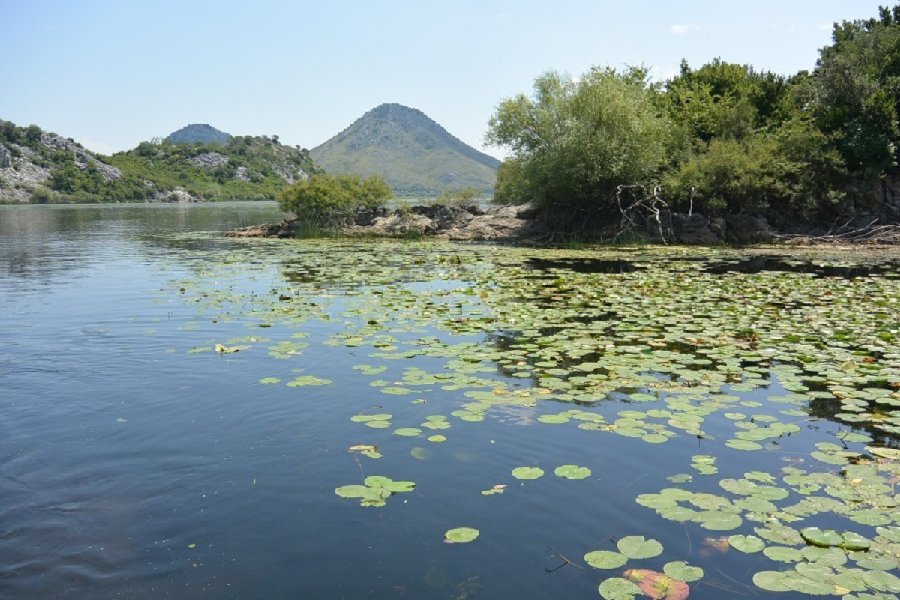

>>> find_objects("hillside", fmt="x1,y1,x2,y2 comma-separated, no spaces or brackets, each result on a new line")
0,120,321,203
166,123,232,146
310,103,499,196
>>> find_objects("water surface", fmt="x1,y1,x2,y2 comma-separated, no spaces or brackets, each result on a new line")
2,203,900,599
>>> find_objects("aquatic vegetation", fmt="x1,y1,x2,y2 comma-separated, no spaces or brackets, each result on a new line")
167,239,900,596
335,475,415,507
444,527,480,543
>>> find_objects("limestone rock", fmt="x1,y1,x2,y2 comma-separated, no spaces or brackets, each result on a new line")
188,152,229,169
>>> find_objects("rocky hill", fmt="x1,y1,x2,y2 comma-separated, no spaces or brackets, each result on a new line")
0,119,320,203
310,103,499,196
166,124,232,146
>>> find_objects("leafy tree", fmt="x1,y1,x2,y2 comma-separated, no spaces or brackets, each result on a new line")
664,59,793,142
663,119,846,217
813,4,900,179
278,173,392,222
491,158,533,205
24,124,42,144
486,66,674,225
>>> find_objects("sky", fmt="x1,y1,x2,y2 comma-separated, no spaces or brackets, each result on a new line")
0,0,891,159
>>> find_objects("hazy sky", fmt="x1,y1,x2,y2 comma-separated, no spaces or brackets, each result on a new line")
0,0,889,158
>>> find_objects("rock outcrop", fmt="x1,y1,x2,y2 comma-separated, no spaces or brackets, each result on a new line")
40,133,122,180
149,186,201,203
188,152,229,169
0,143,52,202
227,204,544,241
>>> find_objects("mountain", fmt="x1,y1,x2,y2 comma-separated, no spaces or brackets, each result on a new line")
0,119,320,203
166,123,232,146
310,103,499,196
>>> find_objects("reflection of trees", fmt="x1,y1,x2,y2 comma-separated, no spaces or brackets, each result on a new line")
0,203,285,284
808,397,900,449
703,255,896,278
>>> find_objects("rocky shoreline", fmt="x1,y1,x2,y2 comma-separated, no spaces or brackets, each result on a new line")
227,202,900,246
226,202,786,244
227,203,547,241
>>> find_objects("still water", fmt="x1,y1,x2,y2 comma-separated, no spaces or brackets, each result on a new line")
2,203,900,599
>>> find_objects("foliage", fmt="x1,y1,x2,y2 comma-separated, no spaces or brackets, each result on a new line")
487,3,900,228
664,120,847,217
486,66,674,223
435,185,482,206
664,59,794,142
108,135,322,202
0,119,322,203
813,5,900,179
491,158,533,205
277,173,392,222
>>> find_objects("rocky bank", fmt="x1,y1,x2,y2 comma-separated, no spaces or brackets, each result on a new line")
226,203,794,245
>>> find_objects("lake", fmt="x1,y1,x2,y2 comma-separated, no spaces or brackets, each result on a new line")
2,202,900,599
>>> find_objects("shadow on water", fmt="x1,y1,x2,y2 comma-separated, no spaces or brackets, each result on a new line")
702,255,900,278
525,258,643,273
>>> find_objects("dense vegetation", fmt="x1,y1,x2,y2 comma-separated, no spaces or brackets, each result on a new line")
489,4,900,231
277,173,392,223
0,121,320,203
109,135,320,201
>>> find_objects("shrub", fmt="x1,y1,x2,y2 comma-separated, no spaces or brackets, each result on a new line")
277,173,392,223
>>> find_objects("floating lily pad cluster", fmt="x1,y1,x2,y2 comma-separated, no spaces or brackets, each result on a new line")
335,475,415,507
171,241,900,597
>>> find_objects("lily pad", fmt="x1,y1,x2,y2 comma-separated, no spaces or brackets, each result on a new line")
554,465,592,480
662,561,704,582
445,527,479,543
598,577,641,600
512,466,545,480
617,536,663,560
728,534,765,554
584,550,628,570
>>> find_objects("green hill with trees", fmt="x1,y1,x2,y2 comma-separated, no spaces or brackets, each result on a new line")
310,103,500,196
0,121,321,203
489,3,900,237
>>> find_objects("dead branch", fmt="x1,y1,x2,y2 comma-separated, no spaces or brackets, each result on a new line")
615,184,672,244
773,219,900,245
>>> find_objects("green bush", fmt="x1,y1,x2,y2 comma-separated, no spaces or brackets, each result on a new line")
277,173,392,222
486,66,674,223
663,120,847,217
436,185,481,206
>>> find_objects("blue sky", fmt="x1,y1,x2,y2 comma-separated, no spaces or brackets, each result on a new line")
0,0,890,158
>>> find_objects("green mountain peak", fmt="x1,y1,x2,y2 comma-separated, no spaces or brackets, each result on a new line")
310,103,498,196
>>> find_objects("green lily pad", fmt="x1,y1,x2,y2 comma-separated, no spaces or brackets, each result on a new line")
445,527,479,543
598,577,642,600
662,561,704,582
554,465,592,480
394,427,422,437
752,571,790,592
584,550,628,570
512,466,545,480
728,535,765,554
617,536,663,559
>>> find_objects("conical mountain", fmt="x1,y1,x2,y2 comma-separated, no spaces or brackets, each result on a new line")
310,103,499,196
166,124,232,146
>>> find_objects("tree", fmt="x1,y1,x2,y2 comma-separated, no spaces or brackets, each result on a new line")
278,173,392,223
813,4,900,180
485,66,674,226
664,59,794,143
24,124,42,144
663,119,846,218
